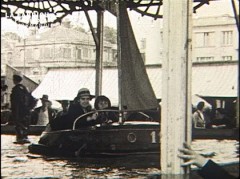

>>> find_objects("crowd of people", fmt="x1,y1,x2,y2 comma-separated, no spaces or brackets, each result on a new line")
7,72,120,143
2,72,239,178
192,101,236,129
1,72,237,143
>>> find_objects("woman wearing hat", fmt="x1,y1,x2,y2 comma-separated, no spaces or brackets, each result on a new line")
94,95,118,125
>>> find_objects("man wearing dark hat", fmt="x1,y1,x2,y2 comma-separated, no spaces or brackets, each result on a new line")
56,100,70,118
50,88,96,130
31,94,57,126
10,72,31,143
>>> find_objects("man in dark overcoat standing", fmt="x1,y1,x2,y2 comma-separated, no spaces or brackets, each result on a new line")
10,72,31,143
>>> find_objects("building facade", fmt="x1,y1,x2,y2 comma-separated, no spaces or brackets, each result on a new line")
1,22,117,82
143,14,238,64
192,15,238,63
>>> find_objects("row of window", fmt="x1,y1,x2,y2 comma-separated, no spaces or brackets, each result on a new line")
195,31,233,47
22,47,116,62
196,56,233,62
23,47,95,60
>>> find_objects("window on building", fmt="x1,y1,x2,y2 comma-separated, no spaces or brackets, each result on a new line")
222,56,232,61
45,48,50,58
76,49,81,59
40,48,43,59
216,99,225,108
40,48,53,59
89,49,92,59
26,49,33,59
44,48,52,59
196,57,214,62
82,48,92,59
222,31,233,45
112,50,117,62
55,48,63,58
63,48,71,58
34,48,39,60
195,32,215,47
20,49,24,62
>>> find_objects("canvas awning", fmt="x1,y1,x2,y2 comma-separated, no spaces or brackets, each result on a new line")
32,68,119,105
32,64,238,105
191,64,238,97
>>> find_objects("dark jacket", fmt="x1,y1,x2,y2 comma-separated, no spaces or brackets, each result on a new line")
50,103,93,130
95,107,119,124
199,160,237,179
31,106,57,125
10,84,29,121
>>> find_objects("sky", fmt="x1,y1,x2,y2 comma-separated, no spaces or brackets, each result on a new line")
1,0,238,38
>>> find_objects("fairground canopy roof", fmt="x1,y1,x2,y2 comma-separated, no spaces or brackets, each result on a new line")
1,0,220,28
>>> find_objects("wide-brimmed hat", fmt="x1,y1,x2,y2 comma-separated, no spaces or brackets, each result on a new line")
40,94,50,102
77,88,95,99
60,100,70,105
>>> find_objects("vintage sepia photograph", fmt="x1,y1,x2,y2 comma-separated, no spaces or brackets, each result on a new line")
1,0,239,178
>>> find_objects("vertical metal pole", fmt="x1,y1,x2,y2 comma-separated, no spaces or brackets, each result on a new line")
95,10,104,97
161,0,192,176
116,0,123,123
185,0,193,176
23,38,26,74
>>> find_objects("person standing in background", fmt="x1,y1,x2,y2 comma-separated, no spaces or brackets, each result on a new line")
192,101,206,128
56,100,70,118
31,95,57,125
10,72,31,143
1,84,10,110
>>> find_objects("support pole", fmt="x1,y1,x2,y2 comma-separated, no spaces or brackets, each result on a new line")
116,0,123,123
95,10,104,97
161,0,192,176
23,38,26,74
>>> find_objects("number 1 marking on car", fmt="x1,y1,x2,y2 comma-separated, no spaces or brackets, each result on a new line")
150,131,157,143
150,131,160,143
